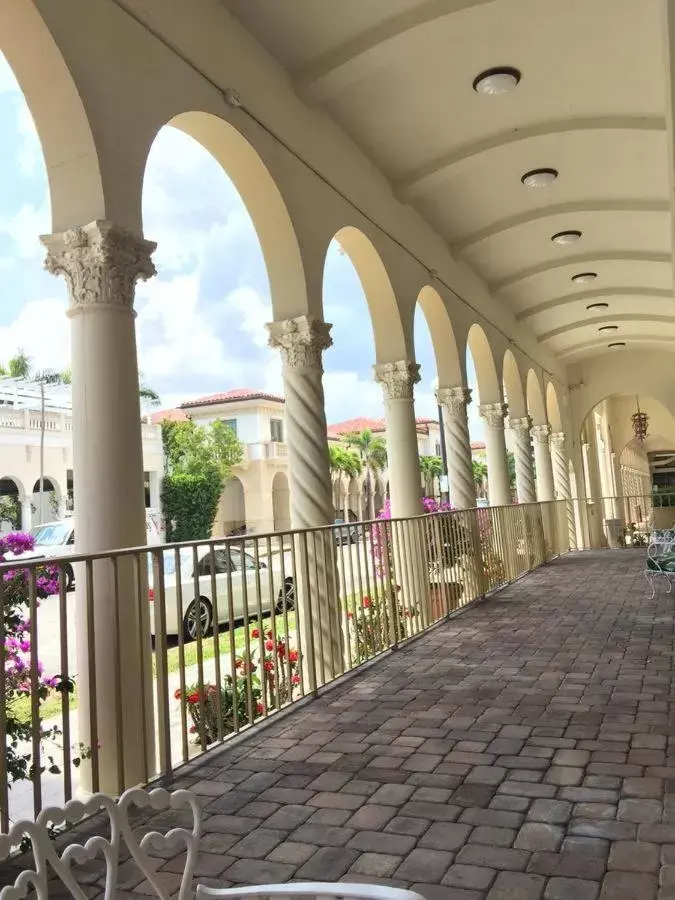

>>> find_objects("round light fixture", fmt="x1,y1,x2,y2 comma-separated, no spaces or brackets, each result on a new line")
608,342,626,348
572,272,597,284
521,168,558,188
586,302,609,310
473,67,521,95
598,325,618,332
551,230,582,244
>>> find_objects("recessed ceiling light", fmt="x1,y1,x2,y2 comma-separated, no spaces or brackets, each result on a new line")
608,342,626,348
572,272,597,283
473,67,521,95
586,302,609,310
551,230,582,244
521,168,558,188
599,325,618,332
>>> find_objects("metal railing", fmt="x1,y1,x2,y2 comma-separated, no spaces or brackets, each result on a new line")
0,499,569,827
572,492,675,549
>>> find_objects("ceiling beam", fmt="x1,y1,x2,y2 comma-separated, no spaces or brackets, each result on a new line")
452,200,670,254
557,334,675,359
397,117,665,200
517,287,673,322
538,313,675,343
491,252,672,292
293,0,497,104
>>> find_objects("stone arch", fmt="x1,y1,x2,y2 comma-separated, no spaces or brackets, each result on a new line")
0,476,25,530
330,226,408,363
272,472,291,532
546,383,563,433
219,476,246,536
31,476,61,524
0,4,104,231
147,112,308,320
527,370,548,426
466,324,501,404
416,285,462,386
502,350,527,418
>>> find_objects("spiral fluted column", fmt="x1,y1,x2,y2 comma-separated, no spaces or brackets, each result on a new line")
532,424,555,502
510,416,536,504
479,402,511,506
436,386,476,509
268,316,341,685
42,221,156,793
551,431,577,549
374,361,423,518
267,316,334,529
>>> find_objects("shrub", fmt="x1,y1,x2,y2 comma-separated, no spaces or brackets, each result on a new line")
161,472,223,542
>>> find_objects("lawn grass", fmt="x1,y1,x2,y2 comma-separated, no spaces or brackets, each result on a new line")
12,687,78,725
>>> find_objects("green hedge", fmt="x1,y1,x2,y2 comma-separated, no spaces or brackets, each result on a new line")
161,472,222,542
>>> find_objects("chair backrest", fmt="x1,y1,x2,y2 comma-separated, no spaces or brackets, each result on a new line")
196,885,426,900
0,786,200,900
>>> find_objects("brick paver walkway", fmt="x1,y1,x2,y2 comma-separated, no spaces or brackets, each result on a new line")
8,549,675,899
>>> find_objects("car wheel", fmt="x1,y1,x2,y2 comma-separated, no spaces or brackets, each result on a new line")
183,597,213,641
64,564,74,593
276,578,295,612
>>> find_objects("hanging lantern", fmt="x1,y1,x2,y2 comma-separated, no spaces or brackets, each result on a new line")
632,396,648,442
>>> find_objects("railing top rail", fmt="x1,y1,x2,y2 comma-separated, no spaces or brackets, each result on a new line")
0,500,566,572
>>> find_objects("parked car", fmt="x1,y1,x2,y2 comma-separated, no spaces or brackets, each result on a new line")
334,518,360,545
147,544,294,640
19,511,162,592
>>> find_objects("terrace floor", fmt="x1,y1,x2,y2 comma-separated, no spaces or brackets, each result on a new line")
9,548,675,900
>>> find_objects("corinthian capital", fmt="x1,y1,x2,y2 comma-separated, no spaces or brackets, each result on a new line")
531,423,552,445
436,386,472,418
479,402,508,428
509,415,532,433
374,360,421,400
550,431,567,451
41,220,156,314
267,316,333,369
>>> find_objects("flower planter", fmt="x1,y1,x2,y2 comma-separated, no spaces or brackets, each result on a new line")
430,580,464,619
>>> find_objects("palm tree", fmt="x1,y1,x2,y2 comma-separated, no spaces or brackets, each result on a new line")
420,455,443,497
329,446,362,515
343,428,387,519
472,458,488,497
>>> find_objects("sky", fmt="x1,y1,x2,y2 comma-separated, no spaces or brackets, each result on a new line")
0,53,483,439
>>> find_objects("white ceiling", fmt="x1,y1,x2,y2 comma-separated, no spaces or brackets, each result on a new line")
223,0,675,363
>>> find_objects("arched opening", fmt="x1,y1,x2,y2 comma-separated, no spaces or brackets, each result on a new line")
466,324,504,505
503,351,526,419
546,382,563,433
219,476,246,536
272,471,291,532
466,324,501,405
31,476,60,525
526,370,547,426
502,350,528,502
0,476,23,531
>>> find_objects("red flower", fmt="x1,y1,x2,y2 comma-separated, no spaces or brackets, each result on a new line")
189,725,197,734
187,691,200,704
288,649,299,663
362,596,371,608
277,642,286,658
291,674,301,685
263,660,274,672
174,688,182,700
235,658,243,669
251,627,260,639
347,611,353,619
265,640,274,651
256,701,264,715
405,610,412,618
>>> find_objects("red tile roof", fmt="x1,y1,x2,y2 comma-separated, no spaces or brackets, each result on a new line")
180,388,284,409
470,441,486,451
327,416,439,438
150,408,189,424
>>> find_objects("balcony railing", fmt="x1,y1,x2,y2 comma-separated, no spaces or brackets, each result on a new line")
573,491,675,549
0,499,569,826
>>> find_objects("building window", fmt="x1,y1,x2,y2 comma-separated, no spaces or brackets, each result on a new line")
222,418,237,437
270,418,284,442
435,441,442,457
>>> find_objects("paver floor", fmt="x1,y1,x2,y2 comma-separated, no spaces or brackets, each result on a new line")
7,549,675,899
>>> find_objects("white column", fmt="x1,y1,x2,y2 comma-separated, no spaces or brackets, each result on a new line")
42,220,155,791
531,424,555,502
267,316,334,528
510,416,536,504
551,431,577,549
374,361,423,518
20,496,32,532
436,386,476,509
479,402,511,506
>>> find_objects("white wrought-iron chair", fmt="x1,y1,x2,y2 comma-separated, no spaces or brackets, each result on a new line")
197,887,425,900
645,535,675,598
0,787,201,900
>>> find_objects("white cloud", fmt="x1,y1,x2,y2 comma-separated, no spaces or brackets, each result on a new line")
0,297,69,371
0,201,50,259
226,286,272,348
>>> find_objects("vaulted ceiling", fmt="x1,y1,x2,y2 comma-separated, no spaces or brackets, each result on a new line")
223,0,675,365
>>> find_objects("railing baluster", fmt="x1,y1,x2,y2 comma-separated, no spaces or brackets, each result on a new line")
173,548,189,764
111,557,125,793
57,564,72,803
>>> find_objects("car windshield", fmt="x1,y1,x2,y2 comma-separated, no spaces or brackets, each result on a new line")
146,548,193,578
30,523,72,547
